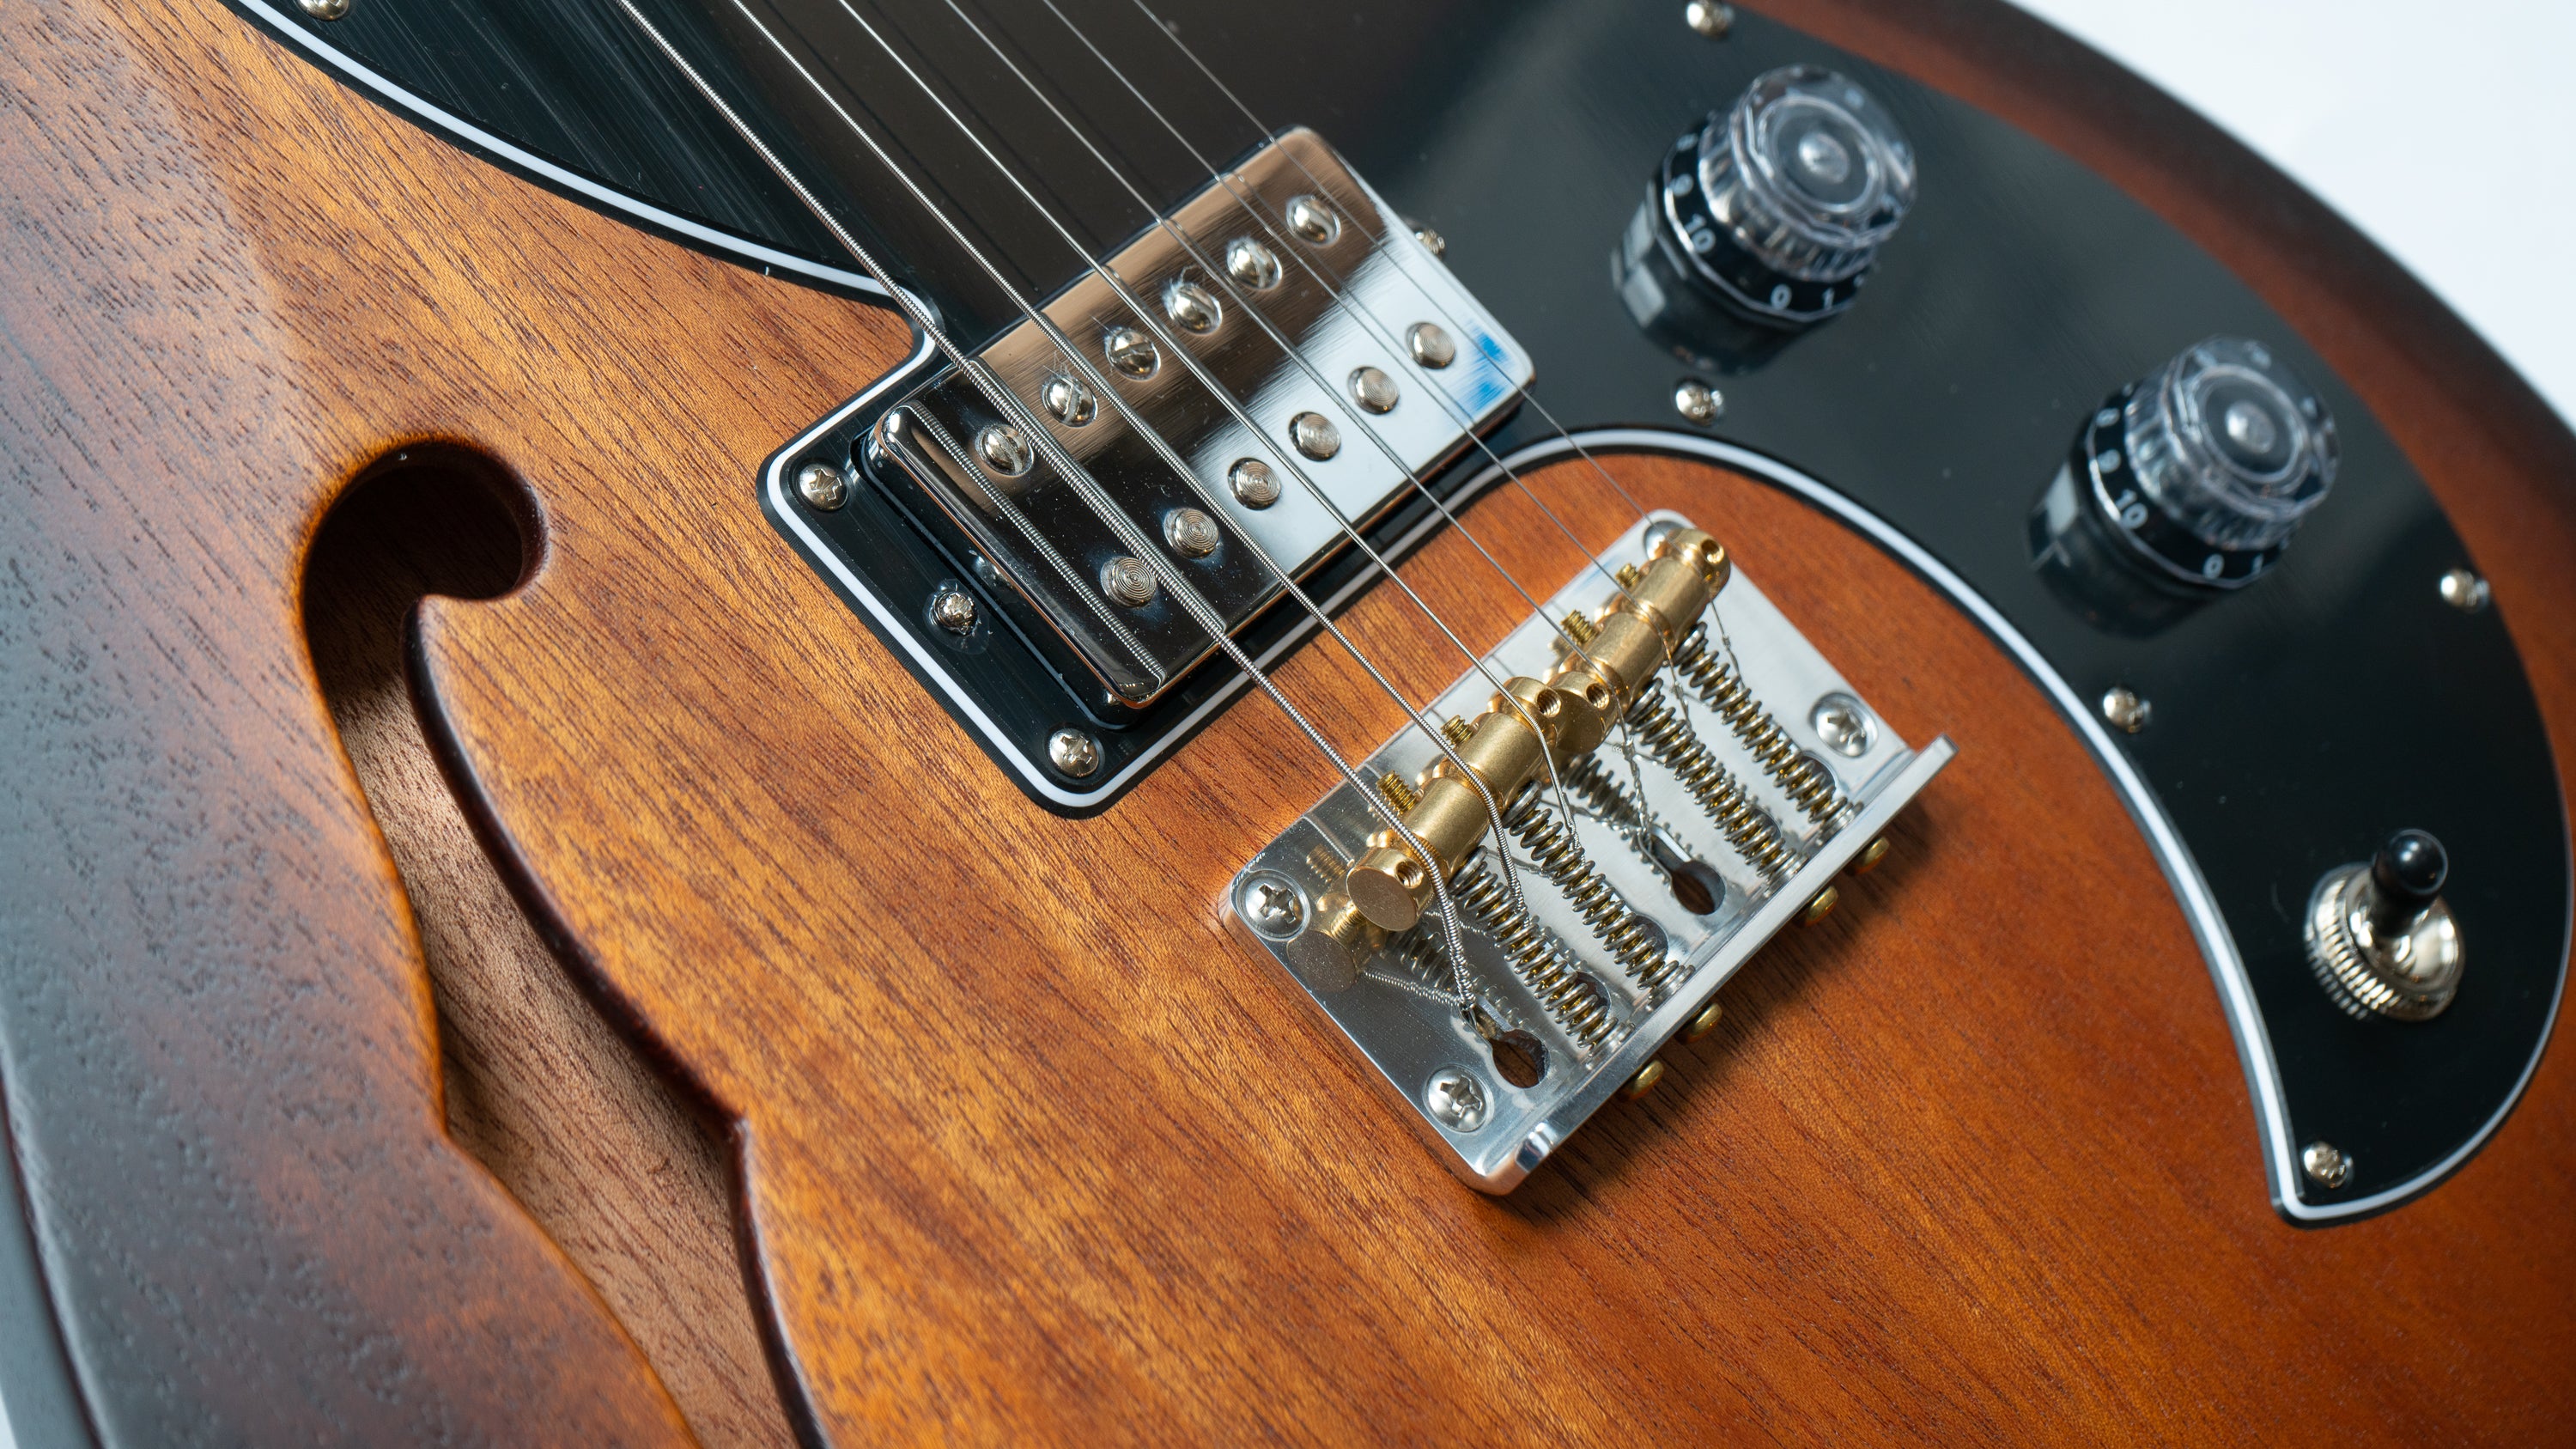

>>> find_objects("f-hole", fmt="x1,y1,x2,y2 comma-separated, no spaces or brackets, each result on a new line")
301,447,795,1449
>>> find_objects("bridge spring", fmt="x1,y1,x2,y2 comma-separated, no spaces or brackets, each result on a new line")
1501,794,1673,988
1626,685,1799,883
1671,629,1844,828
1449,861,1613,1049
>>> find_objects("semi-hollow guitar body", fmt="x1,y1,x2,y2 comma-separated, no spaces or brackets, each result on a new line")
1,0,2571,1444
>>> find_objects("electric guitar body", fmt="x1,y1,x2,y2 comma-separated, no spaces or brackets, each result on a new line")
2,0,2570,1444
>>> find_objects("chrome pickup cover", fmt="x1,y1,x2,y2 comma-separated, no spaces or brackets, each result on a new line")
1228,513,1953,1190
871,129,1534,704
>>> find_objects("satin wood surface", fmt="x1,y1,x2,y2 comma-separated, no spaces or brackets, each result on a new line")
0,0,2572,1444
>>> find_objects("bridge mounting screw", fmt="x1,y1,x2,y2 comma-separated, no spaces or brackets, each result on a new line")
929,584,977,636
2101,685,2152,734
297,0,350,17
1047,728,1101,778
2439,568,2490,612
1684,0,1735,38
1674,379,1722,426
1239,874,1305,938
795,463,849,511
1425,1068,1490,1131
2301,1141,2352,1190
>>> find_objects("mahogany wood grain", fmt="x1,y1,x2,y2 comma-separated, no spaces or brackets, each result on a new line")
0,0,2570,1442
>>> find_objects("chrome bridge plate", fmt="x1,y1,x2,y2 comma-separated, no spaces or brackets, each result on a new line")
1227,513,1953,1190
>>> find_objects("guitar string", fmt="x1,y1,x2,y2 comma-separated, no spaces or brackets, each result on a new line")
919,0,1589,835
607,0,1502,980
814,0,1565,916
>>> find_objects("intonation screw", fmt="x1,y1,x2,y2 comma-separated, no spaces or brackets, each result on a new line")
1849,836,1892,874
1425,1068,1491,1131
1619,1060,1668,1099
1681,1000,1724,1043
1229,458,1281,508
1163,278,1222,334
1285,195,1342,246
794,462,849,511
1100,556,1158,608
1163,508,1221,559
297,0,350,16
1349,366,1400,415
2439,568,2491,613
2101,685,2152,734
1224,237,1282,289
1798,886,1839,926
1042,375,1097,428
2301,1141,2352,1190
1048,728,1102,778
1674,379,1723,425
1291,411,1342,460
1407,321,1456,369
1103,326,1159,379
928,584,977,636
1684,0,1735,37
975,423,1033,478
1239,873,1305,937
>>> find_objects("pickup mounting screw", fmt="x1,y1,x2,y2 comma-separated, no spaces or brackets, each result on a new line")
1425,1068,1490,1131
1100,556,1158,608
1224,237,1283,289
1228,458,1281,508
1042,375,1097,428
1164,278,1222,334
1349,366,1400,414
975,423,1033,478
1104,326,1160,379
1291,411,1342,460
1163,508,1221,558
2439,568,2491,612
1684,0,1735,38
2101,685,2152,734
1285,195,1342,246
794,462,849,511
1048,728,1102,778
1407,321,1456,369
297,0,350,17
1412,225,1447,257
1674,379,1722,425
928,584,978,636
1240,874,1304,937
2301,1141,2352,1190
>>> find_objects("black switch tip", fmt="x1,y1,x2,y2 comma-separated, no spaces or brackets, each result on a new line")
2372,829,2449,908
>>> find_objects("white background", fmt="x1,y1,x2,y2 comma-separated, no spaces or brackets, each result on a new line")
2011,0,2576,429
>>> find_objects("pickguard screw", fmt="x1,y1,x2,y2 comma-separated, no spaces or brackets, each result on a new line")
1048,728,1102,778
2301,1141,2352,1189
1229,457,1281,508
297,0,350,17
1425,1068,1490,1131
2439,568,2491,612
1407,321,1456,369
1100,556,1158,608
795,462,849,511
1674,379,1723,425
2101,685,2152,734
929,584,978,636
1240,874,1305,937
1291,411,1342,460
1684,0,1735,38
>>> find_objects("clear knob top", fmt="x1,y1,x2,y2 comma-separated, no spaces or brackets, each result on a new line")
1700,65,1917,283
2123,337,2339,554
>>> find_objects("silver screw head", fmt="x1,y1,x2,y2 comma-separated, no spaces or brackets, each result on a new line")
1683,0,1735,38
1424,1068,1491,1132
975,423,1033,478
1285,194,1341,246
1406,321,1457,369
1042,374,1097,428
794,462,850,511
1100,555,1159,608
2301,1141,2352,1189
1810,692,1876,757
2101,685,2152,734
1291,411,1342,460
1164,278,1222,334
929,584,979,635
1047,728,1102,778
1103,326,1159,379
1348,366,1400,415
1412,225,1447,258
1228,458,1281,508
1224,237,1282,289
1674,379,1723,425
2439,567,2491,613
298,0,350,17
1239,873,1305,937
1163,507,1221,558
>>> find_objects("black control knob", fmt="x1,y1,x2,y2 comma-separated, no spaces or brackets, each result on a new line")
1615,65,1916,365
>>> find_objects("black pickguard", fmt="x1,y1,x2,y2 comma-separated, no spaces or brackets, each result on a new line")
232,0,2569,1221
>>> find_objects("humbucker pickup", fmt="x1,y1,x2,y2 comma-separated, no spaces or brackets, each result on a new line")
867,129,1534,706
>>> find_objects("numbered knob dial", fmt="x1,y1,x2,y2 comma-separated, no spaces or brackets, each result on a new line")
1657,64,1917,327
2075,337,2339,588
